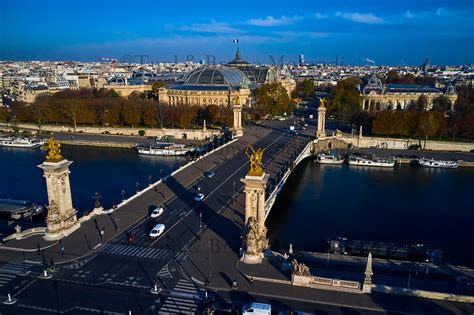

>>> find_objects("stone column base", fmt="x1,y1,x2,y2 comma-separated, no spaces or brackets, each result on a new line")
362,283,373,293
233,129,243,137
43,221,81,241
241,253,262,264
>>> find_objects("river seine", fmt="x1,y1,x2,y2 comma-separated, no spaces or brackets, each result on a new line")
1,146,473,266
266,159,474,267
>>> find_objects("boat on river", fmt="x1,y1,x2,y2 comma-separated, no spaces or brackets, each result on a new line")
136,142,193,156
315,153,344,165
0,199,44,220
0,136,44,148
418,158,459,169
348,155,395,168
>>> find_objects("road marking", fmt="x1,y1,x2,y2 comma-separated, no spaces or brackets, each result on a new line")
149,132,287,247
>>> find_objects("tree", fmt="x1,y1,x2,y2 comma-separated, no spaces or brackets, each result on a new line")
29,98,51,131
432,95,452,112
0,106,7,124
297,79,315,100
417,111,442,149
63,99,82,131
385,69,400,83
121,100,142,128
416,95,428,111
142,101,157,127
255,82,295,117
328,77,363,120
204,105,219,125
179,105,196,128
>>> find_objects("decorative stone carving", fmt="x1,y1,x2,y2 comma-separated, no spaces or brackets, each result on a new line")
245,145,265,176
244,217,268,256
291,259,310,276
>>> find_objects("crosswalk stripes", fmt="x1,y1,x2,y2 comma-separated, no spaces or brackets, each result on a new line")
157,264,173,278
159,279,202,314
99,243,173,260
0,261,33,288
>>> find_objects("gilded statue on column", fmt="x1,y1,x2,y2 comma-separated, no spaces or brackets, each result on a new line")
232,96,241,105
319,98,328,108
245,145,265,176
44,138,63,162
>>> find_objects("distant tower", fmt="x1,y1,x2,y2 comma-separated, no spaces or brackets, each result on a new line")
362,252,373,293
298,54,305,66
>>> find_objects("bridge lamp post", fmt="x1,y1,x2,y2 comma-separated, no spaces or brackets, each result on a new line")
136,182,140,193
93,192,102,209
160,169,163,180
121,189,126,201
148,174,152,186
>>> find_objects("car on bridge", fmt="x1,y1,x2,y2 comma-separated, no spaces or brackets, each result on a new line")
204,171,215,178
194,193,205,201
149,223,165,238
150,206,164,218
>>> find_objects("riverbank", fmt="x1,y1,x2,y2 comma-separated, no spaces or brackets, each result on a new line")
0,122,221,140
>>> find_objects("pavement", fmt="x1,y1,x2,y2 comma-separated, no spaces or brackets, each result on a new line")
0,107,473,314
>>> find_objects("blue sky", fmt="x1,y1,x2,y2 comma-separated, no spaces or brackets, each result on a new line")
1,0,473,65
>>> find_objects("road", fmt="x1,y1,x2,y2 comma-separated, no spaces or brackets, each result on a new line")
0,108,472,314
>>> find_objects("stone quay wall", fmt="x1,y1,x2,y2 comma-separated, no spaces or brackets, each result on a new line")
338,134,474,152
0,123,221,140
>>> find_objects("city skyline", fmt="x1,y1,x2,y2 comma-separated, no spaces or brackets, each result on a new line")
1,0,473,65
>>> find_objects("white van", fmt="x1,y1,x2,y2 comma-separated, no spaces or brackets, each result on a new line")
149,223,165,238
242,303,271,315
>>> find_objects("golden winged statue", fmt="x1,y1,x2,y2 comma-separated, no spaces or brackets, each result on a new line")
44,138,63,162
245,145,265,176
232,96,241,105
319,98,328,108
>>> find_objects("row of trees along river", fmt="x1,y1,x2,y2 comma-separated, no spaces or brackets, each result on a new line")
0,81,295,131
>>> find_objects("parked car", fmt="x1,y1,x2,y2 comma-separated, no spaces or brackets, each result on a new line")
194,193,205,201
242,303,271,315
204,171,215,178
150,206,164,218
149,223,165,238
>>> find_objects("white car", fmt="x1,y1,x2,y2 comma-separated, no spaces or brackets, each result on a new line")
149,223,165,238
150,206,164,218
194,193,204,201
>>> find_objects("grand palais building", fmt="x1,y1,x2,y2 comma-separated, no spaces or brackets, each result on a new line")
158,49,295,107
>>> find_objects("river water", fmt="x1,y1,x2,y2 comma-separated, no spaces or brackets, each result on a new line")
266,159,474,267
1,146,473,266
0,145,186,215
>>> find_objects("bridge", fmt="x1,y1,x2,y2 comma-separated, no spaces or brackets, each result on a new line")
1,107,472,313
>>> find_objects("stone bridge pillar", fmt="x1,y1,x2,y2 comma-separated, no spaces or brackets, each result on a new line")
316,98,327,139
232,96,243,137
38,139,80,240
241,173,269,231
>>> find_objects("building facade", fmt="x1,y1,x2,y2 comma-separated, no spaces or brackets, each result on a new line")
157,49,292,108
361,74,457,111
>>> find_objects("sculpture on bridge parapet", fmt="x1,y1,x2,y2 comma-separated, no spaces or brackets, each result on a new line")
44,138,63,162
291,259,310,276
245,145,265,176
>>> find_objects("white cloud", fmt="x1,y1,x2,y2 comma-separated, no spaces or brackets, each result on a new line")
336,12,384,24
314,13,328,19
180,20,239,33
275,31,329,39
246,15,302,27
365,58,375,64
405,11,414,19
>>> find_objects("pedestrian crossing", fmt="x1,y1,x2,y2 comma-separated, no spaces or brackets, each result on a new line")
159,279,202,314
99,243,173,260
0,261,33,288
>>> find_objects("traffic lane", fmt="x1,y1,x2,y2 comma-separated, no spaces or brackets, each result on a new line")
144,130,294,256
126,129,284,245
